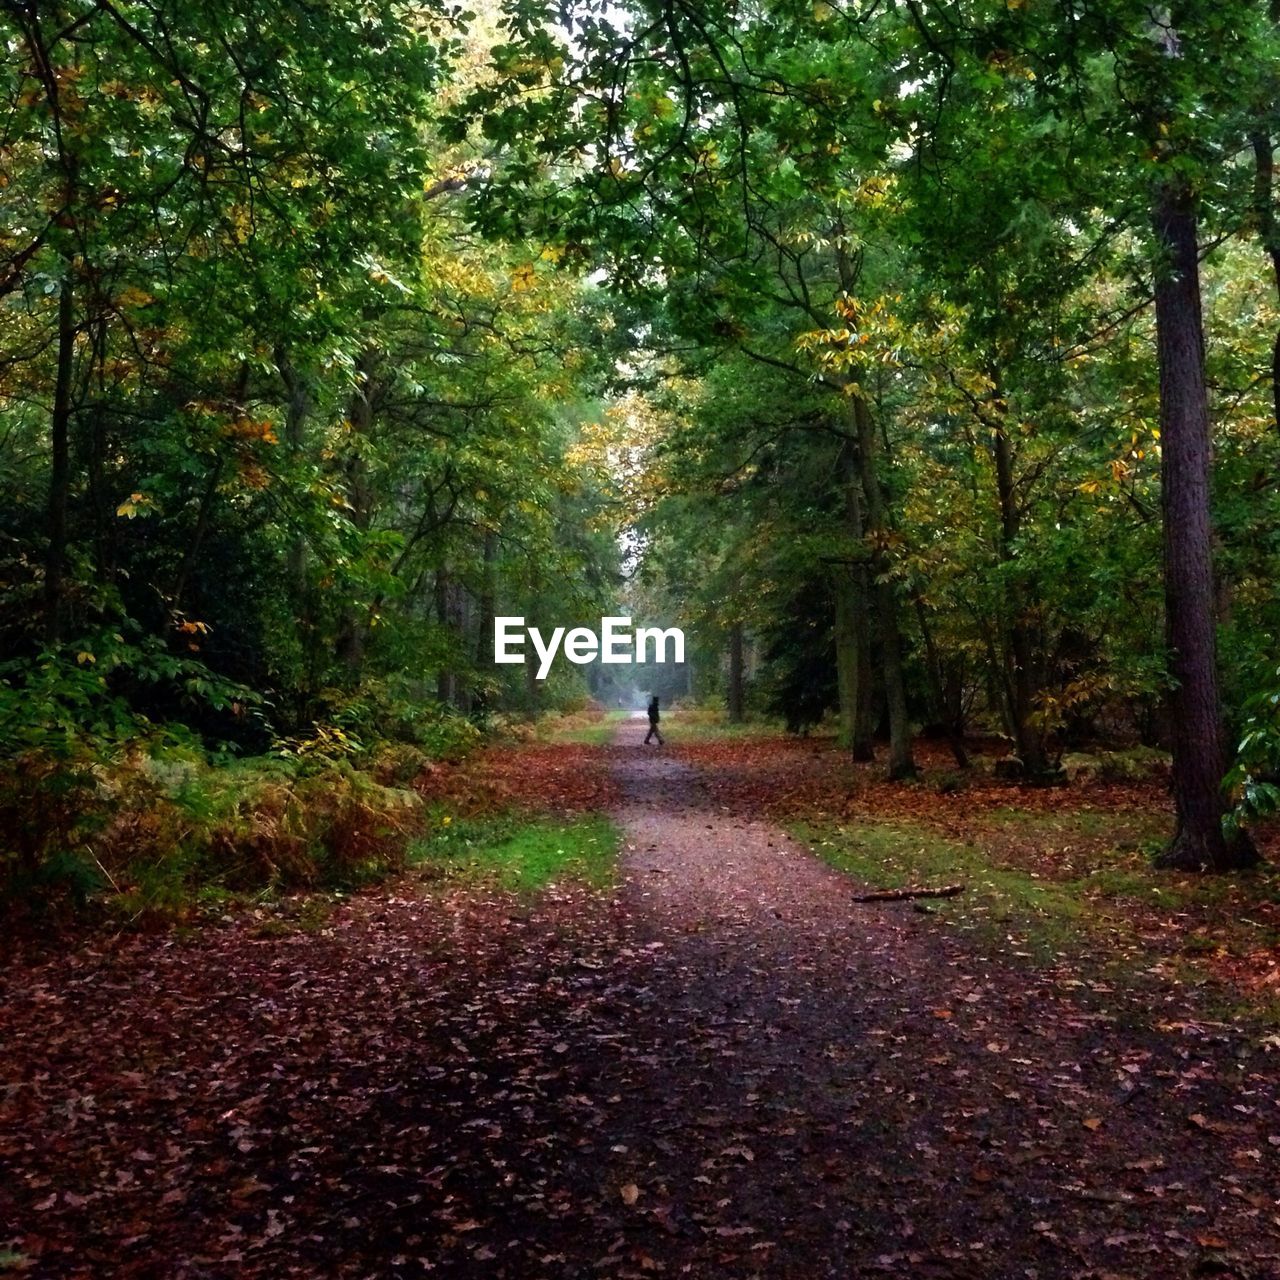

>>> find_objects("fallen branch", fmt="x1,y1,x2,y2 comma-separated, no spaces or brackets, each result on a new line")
852,884,965,904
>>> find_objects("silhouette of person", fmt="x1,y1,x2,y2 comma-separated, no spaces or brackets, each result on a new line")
644,695,664,745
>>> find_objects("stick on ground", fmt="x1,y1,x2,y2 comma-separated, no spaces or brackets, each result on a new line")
852,884,965,904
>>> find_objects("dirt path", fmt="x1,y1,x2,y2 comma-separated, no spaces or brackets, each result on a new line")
609,719,1280,1278
2,728,1278,1278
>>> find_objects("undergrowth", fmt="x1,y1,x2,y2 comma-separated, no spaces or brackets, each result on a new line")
1,744,427,926
535,706,629,746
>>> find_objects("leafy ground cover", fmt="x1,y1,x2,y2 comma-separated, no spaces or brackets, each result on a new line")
670,734,1280,1018
4,724,1279,1279
414,738,621,817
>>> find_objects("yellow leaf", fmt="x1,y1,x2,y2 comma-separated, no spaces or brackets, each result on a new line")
76,651,95,665
116,491,150,518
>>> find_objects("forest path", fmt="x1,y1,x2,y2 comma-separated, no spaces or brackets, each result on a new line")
2,729,1278,1278
599,714,1280,1278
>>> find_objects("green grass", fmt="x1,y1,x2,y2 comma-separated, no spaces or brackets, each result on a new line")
662,715,795,742
793,818,1095,961
412,810,620,895
794,814,1280,1017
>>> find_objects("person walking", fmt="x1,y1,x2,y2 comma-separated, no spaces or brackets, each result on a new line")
644,695,664,745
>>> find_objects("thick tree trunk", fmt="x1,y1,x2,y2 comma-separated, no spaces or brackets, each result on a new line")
1151,181,1257,871
43,275,76,645
727,621,746,723
850,395,917,780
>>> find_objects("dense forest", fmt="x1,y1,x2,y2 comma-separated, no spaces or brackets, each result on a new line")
4,0,1280,908
9,5,1280,1278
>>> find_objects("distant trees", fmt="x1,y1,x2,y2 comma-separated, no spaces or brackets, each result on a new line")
0,0,620,754
458,0,1280,863
4,0,1280,869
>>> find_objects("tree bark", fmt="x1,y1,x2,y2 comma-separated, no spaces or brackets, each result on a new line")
1150,180,1257,871
834,438,876,760
727,621,746,723
850,394,917,780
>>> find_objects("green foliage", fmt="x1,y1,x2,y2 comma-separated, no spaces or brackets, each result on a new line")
414,810,620,895
1226,669,1280,834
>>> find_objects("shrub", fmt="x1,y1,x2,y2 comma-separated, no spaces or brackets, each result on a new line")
1,744,426,921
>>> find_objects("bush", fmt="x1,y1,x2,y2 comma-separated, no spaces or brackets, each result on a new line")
1,742,426,922
0,649,477,923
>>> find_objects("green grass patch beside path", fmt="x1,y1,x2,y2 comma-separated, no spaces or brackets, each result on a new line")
541,709,629,746
793,818,1093,961
414,811,620,895
793,814,1280,1022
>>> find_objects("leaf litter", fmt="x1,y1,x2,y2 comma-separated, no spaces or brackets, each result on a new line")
1,721,1278,1277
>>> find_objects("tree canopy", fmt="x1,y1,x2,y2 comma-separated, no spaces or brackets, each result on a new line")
3,0,1280,873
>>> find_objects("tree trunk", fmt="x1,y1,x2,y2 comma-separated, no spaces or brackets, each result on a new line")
43,275,78,646
834,439,876,759
990,414,1051,777
834,574,865,754
1151,180,1257,871
1251,131,1280,435
850,395,917,780
727,621,746,723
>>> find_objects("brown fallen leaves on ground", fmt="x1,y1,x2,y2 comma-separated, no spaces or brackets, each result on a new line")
2,727,1278,1278
666,734,1280,998
415,741,621,816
